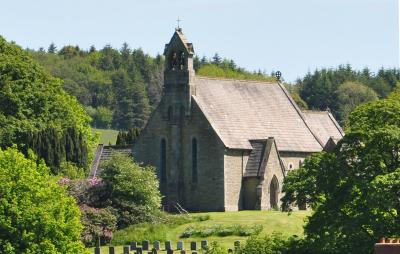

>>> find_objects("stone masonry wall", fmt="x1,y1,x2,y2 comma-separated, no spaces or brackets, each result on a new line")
181,102,225,211
223,150,249,211
279,151,311,174
259,143,285,210
132,99,226,211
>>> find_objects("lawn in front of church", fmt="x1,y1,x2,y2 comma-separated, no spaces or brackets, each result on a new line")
91,210,310,253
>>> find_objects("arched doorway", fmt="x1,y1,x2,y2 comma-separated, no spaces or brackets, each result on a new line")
269,175,279,210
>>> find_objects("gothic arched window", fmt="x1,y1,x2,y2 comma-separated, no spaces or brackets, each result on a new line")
167,106,173,121
160,139,167,183
192,138,198,183
270,175,279,210
180,106,185,122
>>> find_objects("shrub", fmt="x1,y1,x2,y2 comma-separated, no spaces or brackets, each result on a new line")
58,161,86,179
0,147,87,253
100,153,162,228
239,233,316,254
203,241,227,254
80,205,117,247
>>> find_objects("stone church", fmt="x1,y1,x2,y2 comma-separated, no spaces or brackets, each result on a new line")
131,29,344,212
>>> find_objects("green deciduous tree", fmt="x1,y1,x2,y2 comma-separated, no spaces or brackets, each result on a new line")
337,81,378,124
282,95,400,254
0,147,87,254
0,36,95,173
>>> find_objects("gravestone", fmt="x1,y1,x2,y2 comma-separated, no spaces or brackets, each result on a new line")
109,246,115,254
153,241,160,250
190,242,197,251
180,251,186,254
123,245,130,254
167,249,174,254
177,241,184,250
234,241,241,251
130,242,137,250
151,248,158,254
94,247,101,254
136,247,143,254
191,252,198,254
165,241,172,251
201,240,208,250
142,240,149,250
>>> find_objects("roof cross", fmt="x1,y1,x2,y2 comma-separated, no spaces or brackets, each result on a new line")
176,17,181,29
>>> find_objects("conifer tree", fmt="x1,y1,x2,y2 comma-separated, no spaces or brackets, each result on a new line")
48,42,57,53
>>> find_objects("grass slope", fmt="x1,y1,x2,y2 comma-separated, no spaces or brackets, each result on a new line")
94,211,310,252
92,128,119,145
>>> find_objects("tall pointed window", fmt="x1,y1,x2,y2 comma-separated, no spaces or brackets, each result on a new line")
167,106,173,121
160,139,167,183
192,138,198,183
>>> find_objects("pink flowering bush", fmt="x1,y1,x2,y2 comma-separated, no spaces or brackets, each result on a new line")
58,177,116,246
80,205,117,247
57,177,71,185
88,176,102,186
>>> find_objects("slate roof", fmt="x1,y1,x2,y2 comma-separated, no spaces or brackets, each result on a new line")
302,110,344,146
193,77,329,152
88,144,132,178
244,140,267,177
244,138,286,177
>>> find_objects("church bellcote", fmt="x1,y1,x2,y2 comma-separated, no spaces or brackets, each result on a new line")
163,28,195,117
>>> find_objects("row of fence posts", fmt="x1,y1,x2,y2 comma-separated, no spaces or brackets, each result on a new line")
94,240,241,254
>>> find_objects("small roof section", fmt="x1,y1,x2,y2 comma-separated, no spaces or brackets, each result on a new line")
163,28,194,56
193,77,325,152
302,110,344,146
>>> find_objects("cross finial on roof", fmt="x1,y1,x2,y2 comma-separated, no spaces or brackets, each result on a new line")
176,17,181,29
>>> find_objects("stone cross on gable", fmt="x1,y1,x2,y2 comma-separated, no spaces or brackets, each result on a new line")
176,17,181,29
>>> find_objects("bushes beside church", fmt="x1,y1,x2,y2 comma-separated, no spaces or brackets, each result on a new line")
61,153,162,246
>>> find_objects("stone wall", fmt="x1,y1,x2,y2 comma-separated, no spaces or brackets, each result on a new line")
181,102,225,211
243,177,259,210
132,99,226,211
279,151,311,174
223,150,249,211
259,141,285,210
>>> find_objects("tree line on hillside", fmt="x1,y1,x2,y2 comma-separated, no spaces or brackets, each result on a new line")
30,45,277,131
0,37,94,174
295,65,400,124
34,43,400,129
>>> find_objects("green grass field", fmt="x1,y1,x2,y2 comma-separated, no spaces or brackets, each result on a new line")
92,128,119,145
92,211,310,253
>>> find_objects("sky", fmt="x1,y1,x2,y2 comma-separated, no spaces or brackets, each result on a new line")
0,0,398,82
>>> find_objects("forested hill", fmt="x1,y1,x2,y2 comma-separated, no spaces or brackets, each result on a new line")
30,46,275,131
30,44,400,129
297,66,400,124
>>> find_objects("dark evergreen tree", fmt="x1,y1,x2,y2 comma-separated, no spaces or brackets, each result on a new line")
89,45,96,53
48,43,57,53
212,53,221,66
